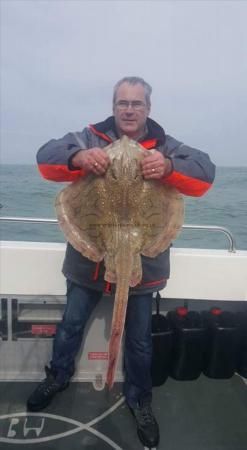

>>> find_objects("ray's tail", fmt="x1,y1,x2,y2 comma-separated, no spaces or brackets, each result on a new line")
106,246,133,389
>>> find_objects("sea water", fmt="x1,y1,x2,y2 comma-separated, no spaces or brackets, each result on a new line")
0,165,246,250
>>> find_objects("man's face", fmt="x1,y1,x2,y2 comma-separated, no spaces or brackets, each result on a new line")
113,82,150,140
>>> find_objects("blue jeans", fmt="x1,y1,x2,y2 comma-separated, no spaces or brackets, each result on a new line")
51,280,153,407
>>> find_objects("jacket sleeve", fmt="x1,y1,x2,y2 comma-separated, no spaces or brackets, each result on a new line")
36,128,92,182
161,135,216,197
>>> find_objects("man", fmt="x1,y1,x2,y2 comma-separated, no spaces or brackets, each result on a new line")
27,76,215,448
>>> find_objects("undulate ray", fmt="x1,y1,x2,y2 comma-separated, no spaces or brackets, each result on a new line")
55,135,184,388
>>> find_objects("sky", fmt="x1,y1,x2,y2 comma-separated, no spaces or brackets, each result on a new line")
0,0,247,166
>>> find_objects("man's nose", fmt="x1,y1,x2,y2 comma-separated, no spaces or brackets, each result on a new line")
125,105,135,113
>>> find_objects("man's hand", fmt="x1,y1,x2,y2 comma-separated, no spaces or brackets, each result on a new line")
141,150,173,180
71,147,110,175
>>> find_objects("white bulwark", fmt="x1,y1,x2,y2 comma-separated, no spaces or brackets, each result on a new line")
0,240,246,383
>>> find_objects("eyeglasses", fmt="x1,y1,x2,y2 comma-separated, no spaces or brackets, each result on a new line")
115,100,147,110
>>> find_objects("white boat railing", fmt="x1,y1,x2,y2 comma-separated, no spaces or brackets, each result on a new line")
0,216,237,253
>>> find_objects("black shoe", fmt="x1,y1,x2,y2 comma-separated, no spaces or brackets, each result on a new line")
27,366,69,412
129,400,160,448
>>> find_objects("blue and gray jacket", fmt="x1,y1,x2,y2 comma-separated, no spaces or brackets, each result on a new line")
37,116,215,294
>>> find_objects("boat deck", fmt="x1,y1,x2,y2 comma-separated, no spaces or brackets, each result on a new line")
1,375,247,449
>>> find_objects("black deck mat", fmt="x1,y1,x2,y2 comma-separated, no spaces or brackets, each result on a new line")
0,375,246,450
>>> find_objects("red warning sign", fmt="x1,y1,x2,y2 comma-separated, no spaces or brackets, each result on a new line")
31,324,57,336
88,352,108,360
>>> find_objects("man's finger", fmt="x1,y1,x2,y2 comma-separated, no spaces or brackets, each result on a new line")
94,154,110,169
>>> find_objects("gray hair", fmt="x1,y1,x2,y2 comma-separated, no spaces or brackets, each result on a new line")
113,76,152,107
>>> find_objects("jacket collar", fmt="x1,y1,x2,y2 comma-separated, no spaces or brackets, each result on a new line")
89,116,166,147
